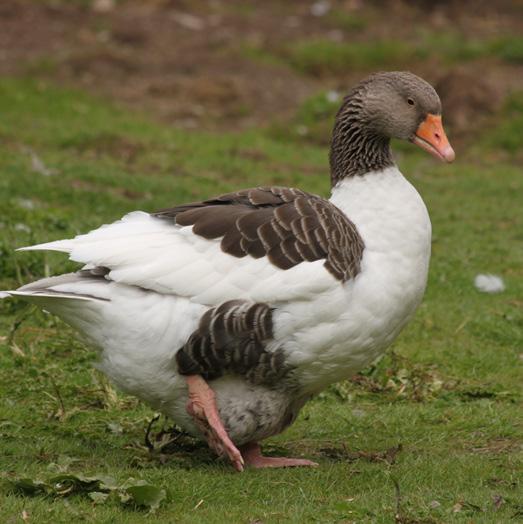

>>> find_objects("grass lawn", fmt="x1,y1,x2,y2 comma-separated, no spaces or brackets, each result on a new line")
0,78,521,523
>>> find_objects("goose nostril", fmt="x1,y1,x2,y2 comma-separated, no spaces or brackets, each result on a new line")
434,132,441,140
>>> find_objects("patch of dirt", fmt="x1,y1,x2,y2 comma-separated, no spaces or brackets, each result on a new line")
63,132,145,163
320,443,403,464
470,437,522,455
1,1,523,133
435,66,505,136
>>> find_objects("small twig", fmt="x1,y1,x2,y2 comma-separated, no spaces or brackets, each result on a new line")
4,226,27,286
49,376,66,419
454,316,470,334
391,475,402,523
144,414,161,451
13,253,24,287
7,306,35,346
8,318,25,346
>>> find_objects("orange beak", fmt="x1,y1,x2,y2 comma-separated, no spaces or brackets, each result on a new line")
411,114,455,163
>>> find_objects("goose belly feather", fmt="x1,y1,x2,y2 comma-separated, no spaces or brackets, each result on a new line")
15,279,310,444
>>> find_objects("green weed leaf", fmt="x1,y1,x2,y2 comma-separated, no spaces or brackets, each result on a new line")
6,477,48,496
124,481,167,511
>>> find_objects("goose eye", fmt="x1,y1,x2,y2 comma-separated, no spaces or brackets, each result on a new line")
407,98,415,106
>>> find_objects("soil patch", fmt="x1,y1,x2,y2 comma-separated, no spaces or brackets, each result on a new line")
1,1,522,133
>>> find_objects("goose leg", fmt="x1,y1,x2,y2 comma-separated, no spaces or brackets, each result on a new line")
240,442,319,469
185,374,244,472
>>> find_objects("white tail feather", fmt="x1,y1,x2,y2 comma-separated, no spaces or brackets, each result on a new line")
5,290,94,301
17,239,73,253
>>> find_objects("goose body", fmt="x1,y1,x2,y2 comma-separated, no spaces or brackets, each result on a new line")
4,72,453,468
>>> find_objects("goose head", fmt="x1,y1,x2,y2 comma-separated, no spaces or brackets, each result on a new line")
330,71,455,185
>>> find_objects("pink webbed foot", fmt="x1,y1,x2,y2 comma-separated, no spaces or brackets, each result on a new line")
185,374,244,472
240,442,319,469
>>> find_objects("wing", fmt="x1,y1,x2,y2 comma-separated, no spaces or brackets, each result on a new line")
175,299,289,385
20,187,364,305
154,187,364,281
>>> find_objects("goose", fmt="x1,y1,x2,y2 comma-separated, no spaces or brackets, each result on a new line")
3,72,454,471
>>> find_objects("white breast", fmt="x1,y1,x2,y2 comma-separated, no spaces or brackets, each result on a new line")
276,166,432,391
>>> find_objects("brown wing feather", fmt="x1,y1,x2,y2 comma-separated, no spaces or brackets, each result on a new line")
176,300,289,385
154,186,364,282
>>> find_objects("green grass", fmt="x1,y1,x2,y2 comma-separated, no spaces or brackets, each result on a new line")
283,39,415,76
327,9,369,32
482,91,523,154
0,78,522,522
272,34,523,77
419,33,523,65
490,36,523,64
269,90,341,145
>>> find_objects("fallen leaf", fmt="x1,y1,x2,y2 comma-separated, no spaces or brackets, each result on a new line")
6,472,164,512
7,478,48,496
124,482,167,511
49,473,105,496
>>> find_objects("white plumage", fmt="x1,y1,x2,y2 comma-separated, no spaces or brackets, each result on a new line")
22,211,335,304
7,166,431,441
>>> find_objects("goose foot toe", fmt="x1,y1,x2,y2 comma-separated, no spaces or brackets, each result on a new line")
240,442,318,469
